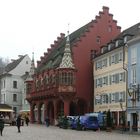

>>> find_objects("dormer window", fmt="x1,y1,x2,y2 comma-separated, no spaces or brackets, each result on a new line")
101,46,107,54
115,40,119,47
108,44,111,50
101,48,104,54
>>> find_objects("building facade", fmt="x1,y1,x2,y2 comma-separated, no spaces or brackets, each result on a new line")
127,28,140,131
0,55,32,116
92,38,127,127
93,22,140,129
26,6,121,124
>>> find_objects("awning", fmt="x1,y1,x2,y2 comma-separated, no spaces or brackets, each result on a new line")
19,110,30,112
0,109,14,112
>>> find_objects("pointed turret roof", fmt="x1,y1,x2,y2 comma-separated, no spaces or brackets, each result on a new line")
25,52,35,82
59,31,75,69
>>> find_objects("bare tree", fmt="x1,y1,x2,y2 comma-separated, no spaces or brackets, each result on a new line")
0,57,10,67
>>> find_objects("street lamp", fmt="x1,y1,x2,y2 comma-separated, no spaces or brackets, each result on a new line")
128,84,140,107
119,99,125,128
128,84,140,131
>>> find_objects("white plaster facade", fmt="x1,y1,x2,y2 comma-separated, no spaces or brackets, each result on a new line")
0,55,31,115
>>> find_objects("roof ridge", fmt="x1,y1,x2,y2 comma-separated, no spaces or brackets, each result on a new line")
5,55,27,72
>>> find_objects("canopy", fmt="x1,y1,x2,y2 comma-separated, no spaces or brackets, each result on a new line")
0,109,14,112
19,110,30,112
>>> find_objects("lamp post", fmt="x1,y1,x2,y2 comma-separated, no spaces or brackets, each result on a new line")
128,84,140,106
128,84,140,131
119,99,125,131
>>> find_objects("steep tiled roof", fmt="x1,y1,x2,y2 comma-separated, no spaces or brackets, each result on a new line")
115,22,140,40
0,67,4,75
4,55,27,73
37,23,90,72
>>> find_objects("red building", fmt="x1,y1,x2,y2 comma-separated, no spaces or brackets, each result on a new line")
26,6,121,124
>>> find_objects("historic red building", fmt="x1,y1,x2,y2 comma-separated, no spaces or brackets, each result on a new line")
26,6,121,124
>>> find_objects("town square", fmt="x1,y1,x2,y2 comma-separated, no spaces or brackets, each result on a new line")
0,0,140,139
0,124,140,140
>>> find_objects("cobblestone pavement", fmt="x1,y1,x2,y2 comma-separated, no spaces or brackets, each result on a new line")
0,124,140,140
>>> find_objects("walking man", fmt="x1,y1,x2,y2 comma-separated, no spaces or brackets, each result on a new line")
25,116,30,126
16,115,21,133
0,115,4,136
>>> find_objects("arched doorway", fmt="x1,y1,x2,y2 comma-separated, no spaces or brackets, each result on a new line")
47,101,54,124
70,98,87,116
57,100,64,117
70,101,77,116
77,99,87,115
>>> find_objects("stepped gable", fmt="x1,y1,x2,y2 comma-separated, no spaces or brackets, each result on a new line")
4,55,27,73
36,6,120,73
36,34,65,69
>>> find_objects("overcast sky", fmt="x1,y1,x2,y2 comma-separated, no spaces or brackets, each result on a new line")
0,0,140,63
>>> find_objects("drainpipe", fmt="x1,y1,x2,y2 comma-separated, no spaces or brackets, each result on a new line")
123,44,128,129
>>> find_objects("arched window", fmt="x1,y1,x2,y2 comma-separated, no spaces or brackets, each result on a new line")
64,72,67,85
62,72,65,84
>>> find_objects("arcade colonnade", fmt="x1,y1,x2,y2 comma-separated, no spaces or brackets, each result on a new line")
30,98,87,125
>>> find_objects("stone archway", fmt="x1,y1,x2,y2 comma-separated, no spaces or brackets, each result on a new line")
57,100,64,117
70,101,77,116
47,101,54,124
69,98,87,116
77,99,87,115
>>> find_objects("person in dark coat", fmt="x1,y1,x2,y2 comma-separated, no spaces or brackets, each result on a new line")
0,116,4,136
25,116,30,126
45,116,50,127
16,115,21,133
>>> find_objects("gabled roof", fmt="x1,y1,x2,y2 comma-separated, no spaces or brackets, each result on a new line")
115,22,140,40
4,55,27,73
0,67,4,75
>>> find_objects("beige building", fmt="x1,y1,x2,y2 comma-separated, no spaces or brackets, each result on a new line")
92,37,128,126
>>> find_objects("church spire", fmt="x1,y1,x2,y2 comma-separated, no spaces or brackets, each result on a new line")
59,29,75,69
25,52,35,82
30,52,35,76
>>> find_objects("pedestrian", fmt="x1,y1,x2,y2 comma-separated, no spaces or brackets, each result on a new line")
16,115,21,133
25,116,30,126
0,115,4,136
45,116,50,127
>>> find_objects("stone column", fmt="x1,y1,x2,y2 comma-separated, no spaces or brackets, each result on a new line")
44,101,48,121
138,112,140,132
37,103,41,124
117,111,119,127
64,101,70,116
53,100,58,125
130,113,133,132
30,104,34,123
